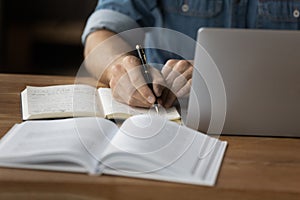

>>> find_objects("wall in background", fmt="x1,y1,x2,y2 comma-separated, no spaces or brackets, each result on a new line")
0,0,97,75
0,0,3,65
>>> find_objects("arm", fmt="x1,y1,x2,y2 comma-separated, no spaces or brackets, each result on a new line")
83,0,192,108
84,29,164,108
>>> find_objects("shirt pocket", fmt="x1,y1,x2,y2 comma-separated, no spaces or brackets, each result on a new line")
160,0,223,18
256,0,300,29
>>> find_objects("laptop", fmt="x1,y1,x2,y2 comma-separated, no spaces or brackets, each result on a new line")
186,28,300,137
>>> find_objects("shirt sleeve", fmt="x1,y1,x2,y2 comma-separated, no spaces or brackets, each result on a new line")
81,0,157,45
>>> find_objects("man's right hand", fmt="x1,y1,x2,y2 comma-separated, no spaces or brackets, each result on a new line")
84,30,165,108
107,55,165,108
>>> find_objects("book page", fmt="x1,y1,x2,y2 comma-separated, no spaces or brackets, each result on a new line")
100,115,201,172
100,115,227,185
23,85,103,120
0,117,118,174
97,88,180,120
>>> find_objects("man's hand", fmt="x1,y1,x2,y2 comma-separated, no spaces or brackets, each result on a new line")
84,30,165,108
160,59,193,108
84,30,192,108
108,55,165,108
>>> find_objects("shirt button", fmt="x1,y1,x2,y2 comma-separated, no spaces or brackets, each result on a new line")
293,9,300,18
181,4,189,12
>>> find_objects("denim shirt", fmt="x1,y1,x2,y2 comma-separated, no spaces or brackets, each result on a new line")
82,0,300,65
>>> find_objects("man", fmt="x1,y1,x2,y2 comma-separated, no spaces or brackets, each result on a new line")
82,0,300,108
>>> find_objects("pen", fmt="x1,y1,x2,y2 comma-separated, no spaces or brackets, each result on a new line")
135,44,159,113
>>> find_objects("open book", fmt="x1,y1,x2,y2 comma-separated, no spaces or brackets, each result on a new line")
0,115,227,186
21,84,180,121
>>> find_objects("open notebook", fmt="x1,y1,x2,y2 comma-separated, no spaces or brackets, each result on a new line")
21,85,180,121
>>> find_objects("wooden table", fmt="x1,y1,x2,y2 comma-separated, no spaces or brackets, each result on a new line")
0,73,299,200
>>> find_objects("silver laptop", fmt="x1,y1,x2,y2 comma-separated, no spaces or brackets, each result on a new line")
186,28,300,137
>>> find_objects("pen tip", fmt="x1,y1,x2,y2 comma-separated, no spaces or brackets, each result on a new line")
136,45,141,50
155,105,159,114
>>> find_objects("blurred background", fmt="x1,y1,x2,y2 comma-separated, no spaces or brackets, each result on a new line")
0,0,97,75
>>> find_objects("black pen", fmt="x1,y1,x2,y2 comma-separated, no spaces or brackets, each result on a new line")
135,44,159,113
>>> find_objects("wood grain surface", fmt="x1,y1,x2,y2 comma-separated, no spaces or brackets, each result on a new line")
0,73,299,200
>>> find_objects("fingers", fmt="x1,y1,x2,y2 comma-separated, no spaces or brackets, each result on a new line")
110,64,153,107
160,59,193,107
172,66,193,96
108,55,193,108
176,78,192,97
122,56,156,104
108,55,165,108
164,60,193,93
149,67,165,97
